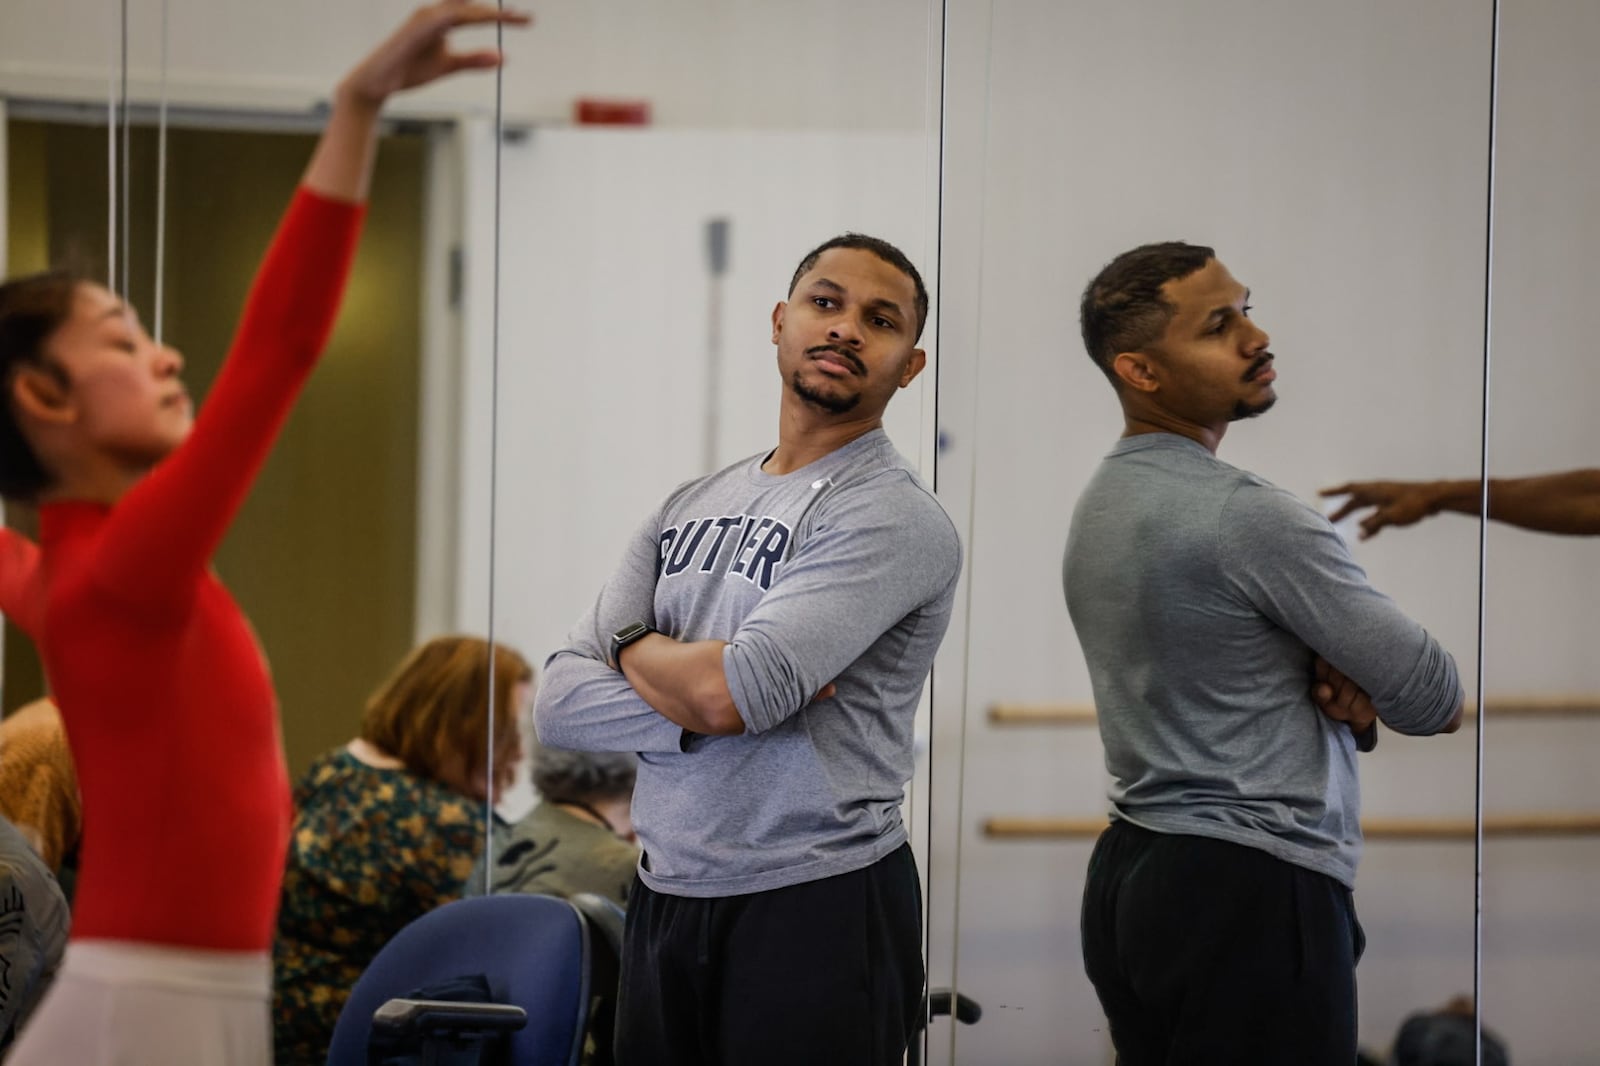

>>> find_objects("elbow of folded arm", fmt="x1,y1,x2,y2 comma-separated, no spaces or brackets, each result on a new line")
1378,694,1466,737
531,701,563,746
530,679,574,746
688,687,746,736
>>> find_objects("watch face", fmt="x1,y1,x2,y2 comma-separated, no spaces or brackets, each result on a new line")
613,622,651,647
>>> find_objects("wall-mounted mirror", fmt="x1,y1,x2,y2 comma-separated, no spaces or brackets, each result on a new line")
1476,4,1600,1062
2,2,507,1061
482,4,947,1065
930,3,1493,1062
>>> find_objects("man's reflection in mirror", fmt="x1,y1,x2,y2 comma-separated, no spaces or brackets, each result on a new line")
1065,242,1465,1063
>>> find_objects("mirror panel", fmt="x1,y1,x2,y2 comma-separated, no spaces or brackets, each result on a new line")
1480,3,1600,1061
931,2,1493,1061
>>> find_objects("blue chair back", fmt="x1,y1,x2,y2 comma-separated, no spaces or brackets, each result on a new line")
326,894,591,1066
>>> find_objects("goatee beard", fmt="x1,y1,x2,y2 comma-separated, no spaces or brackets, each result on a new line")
791,370,860,414
1230,394,1276,421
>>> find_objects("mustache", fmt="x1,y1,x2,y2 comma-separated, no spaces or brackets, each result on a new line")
807,344,865,376
1243,352,1275,382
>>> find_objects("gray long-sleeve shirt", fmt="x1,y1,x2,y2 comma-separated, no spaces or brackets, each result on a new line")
1063,433,1462,887
535,429,961,897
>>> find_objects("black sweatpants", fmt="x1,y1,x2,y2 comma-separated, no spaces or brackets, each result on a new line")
1081,820,1366,1066
615,843,924,1066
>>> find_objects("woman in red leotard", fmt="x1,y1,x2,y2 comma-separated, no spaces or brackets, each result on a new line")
0,4,526,1062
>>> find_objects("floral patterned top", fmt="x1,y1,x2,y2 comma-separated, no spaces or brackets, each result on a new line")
271,748,482,1066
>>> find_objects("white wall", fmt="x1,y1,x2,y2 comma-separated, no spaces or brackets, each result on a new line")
1478,2,1600,1060
0,0,936,129
468,123,939,702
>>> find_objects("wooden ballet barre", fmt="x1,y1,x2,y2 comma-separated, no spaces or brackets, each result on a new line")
986,697,1600,727
983,813,1600,841
987,704,1097,725
1472,696,1600,718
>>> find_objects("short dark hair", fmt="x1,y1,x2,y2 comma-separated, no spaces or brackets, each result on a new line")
789,234,929,342
1079,242,1215,386
0,272,82,501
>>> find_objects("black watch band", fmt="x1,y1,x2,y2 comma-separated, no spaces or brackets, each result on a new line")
611,621,655,665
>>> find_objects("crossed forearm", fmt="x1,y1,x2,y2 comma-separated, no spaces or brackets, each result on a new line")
619,634,745,736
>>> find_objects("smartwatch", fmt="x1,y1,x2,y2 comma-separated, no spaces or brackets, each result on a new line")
610,621,656,665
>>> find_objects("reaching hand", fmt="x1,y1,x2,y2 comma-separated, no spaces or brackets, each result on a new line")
1311,655,1377,743
1320,479,1441,540
339,1,532,110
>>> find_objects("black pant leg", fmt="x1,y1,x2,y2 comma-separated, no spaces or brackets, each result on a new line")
1082,821,1173,1066
614,876,715,1066
1083,822,1361,1066
715,844,924,1066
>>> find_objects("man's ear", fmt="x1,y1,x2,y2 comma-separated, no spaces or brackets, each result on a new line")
770,301,786,344
9,366,74,427
898,348,927,389
1111,351,1161,394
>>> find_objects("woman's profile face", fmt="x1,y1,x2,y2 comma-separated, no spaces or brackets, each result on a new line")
47,283,192,469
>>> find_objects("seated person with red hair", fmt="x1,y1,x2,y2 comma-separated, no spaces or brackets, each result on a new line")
271,635,531,1066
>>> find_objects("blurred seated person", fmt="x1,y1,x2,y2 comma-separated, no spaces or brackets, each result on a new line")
1387,995,1509,1066
468,744,638,907
1323,469,1600,539
0,815,68,1054
271,635,531,1066
0,699,80,880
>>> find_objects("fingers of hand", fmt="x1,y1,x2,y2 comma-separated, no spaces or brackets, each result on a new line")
1326,499,1361,523
1331,676,1362,713
446,49,506,74
436,3,533,29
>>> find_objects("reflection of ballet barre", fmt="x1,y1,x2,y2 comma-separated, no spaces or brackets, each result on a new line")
986,698,1600,727
983,814,1600,841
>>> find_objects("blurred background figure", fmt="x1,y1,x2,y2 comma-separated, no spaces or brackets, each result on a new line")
0,699,80,885
271,635,531,1066
0,816,68,1055
469,744,639,906
1385,995,1510,1066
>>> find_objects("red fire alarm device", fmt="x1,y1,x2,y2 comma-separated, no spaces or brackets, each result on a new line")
574,98,652,125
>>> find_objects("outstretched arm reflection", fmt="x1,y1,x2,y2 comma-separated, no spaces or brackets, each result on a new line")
1322,468,1600,539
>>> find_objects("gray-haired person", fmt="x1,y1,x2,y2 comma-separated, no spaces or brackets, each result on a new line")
468,746,638,906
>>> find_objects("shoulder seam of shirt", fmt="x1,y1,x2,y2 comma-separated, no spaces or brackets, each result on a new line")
823,466,961,548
